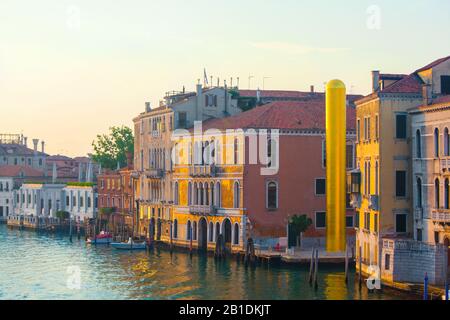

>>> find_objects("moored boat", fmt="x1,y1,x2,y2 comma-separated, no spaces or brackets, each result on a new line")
87,231,113,245
111,238,146,250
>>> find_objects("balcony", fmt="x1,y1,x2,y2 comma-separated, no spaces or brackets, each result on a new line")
414,207,423,220
368,195,379,211
441,158,450,173
350,193,362,209
189,165,216,177
431,209,450,223
189,205,217,215
145,169,164,179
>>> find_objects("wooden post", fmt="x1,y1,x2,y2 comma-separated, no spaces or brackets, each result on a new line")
345,244,349,283
314,248,319,290
359,246,362,288
309,247,315,286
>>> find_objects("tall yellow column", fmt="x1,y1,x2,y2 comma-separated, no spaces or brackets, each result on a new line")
326,79,347,253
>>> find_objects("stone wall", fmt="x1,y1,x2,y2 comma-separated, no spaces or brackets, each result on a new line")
382,239,448,286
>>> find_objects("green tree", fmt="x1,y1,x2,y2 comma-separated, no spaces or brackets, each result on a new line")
92,126,134,170
56,211,70,220
289,214,313,248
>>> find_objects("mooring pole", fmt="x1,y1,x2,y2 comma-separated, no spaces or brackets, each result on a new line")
345,243,349,283
424,273,429,301
314,249,319,290
359,246,362,288
69,215,73,243
309,247,315,286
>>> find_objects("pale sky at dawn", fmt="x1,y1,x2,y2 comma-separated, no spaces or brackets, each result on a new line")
1,0,450,157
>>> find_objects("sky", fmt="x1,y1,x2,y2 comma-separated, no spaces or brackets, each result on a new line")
1,0,450,157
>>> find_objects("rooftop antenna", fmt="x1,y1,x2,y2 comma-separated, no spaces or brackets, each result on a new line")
248,75,254,89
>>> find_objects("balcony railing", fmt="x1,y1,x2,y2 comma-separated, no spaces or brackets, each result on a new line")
189,165,216,177
368,195,379,211
350,193,362,209
145,169,164,179
414,207,423,220
189,205,217,215
441,158,450,173
431,209,450,223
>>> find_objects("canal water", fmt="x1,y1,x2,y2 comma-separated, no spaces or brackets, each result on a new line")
0,225,415,300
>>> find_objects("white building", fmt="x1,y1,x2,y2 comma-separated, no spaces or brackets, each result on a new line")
63,185,98,222
0,177,13,222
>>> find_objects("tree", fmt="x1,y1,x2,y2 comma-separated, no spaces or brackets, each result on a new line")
289,214,313,248
56,211,70,220
92,126,134,170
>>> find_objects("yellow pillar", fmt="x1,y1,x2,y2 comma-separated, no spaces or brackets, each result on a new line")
326,79,347,253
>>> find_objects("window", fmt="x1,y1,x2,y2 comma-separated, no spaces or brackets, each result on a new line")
417,229,423,242
209,222,214,242
395,171,406,198
375,114,379,140
364,212,371,231
315,212,326,229
434,232,440,244
417,178,423,209
374,213,378,233
186,221,192,240
396,114,407,139
445,128,450,157
441,75,450,95
445,179,450,209
322,140,326,168
234,138,239,165
215,182,221,207
192,221,197,241
435,128,440,157
315,178,326,195
267,181,278,210
174,182,179,205
356,119,361,143
385,254,391,271
346,193,351,209
173,219,178,239
396,214,407,233
355,212,360,228
346,144,354,169
233,223,239,245
375,161,379,195
178,112,187,129
233,182,240,208
346,216,354,228
416,130,422,158
435,178,440,208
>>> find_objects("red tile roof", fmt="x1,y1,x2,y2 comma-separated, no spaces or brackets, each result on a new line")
196,99,355,132
0,165,45,178
415,56,450,73
381,74,423,94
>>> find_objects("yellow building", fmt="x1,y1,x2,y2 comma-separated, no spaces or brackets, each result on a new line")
171,126,245,253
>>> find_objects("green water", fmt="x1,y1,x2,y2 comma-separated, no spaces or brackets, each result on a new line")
0,224,415,300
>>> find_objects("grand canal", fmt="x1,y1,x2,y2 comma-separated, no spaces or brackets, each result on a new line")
0,225,415,300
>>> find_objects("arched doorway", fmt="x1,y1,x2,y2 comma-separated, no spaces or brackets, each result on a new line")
156,218,162,241
223,219,232,251
444,238,450,267
198,218,208,252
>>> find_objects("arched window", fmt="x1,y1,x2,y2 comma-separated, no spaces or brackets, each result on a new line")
417,178,422,209
233,181,240,208
174,182,179,205
434,128,440,158
188,182,192,205
193,183,198,205
200,183,204,205
187,220,192,240
445,179,450,209
416,130,422,158
215,182,221,207
209,222,214,242
204,141,210,164
192,221,197,240
205,183,209,206
173,219,178,239
210,182,215,207
215,222,221,241
267,181,278,210
445,128,450,157
233,223,239,245
267,138,277,168
234,138,239,165
435,179,440,208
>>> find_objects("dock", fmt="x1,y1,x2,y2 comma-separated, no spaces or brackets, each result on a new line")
281,249,354,264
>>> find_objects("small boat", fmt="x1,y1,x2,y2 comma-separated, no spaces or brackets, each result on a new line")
111,238,147,250
87,231,113,245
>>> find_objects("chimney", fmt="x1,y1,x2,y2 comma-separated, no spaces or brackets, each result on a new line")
32,139,39,153
41,141,45,153
310,85,315,93
422,84,432,106
24,137,28,148
145,102,151,113
372,70,380,92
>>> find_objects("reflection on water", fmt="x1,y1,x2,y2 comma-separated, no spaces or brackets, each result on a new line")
0,225,415,300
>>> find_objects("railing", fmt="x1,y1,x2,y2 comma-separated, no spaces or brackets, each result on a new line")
145,169,164,179
368,195,379,211
414,207,423,220
350,193,362,209
440,158,450,173
189,205,217,215
431,209,450,223
189,165,216,177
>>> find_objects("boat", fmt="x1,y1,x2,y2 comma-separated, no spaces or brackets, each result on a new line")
87,231,113,245
111,238,147,250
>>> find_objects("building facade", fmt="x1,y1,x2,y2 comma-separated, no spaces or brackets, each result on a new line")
0,135,47,170
350,56,450,285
